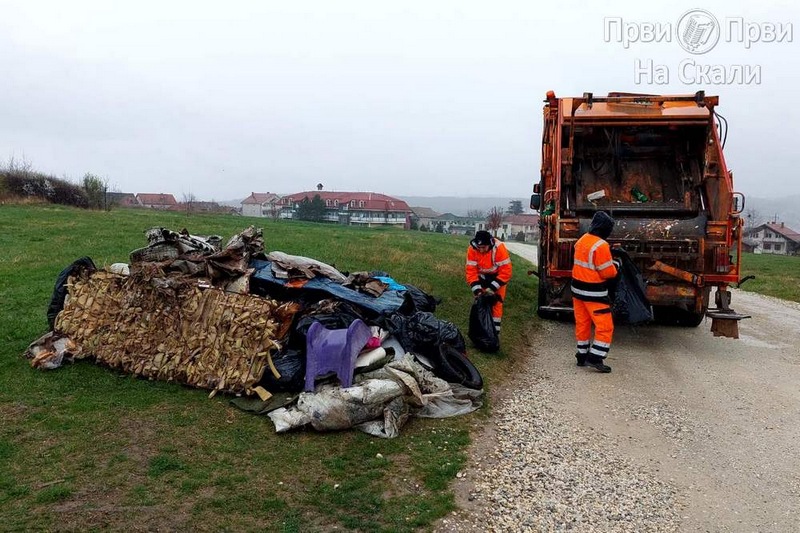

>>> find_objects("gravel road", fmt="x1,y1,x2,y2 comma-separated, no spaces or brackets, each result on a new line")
437,243,800,532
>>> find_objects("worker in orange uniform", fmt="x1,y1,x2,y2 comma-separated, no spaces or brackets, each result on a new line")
466,230,513,335
571,211,621,373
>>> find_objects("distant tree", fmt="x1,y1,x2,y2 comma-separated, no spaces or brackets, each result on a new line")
435,221,445,233
466,209,485,219
296,196,312,220
419,223,429,232
487,206,504,236
409,218,419,230
82,173,108,210
297,194,327,222
515,231,526,242
508,200,524,215
182,192,197,213
744,208,764,232
266,203,281,220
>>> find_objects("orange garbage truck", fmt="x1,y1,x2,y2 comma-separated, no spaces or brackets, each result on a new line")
531,91,747,335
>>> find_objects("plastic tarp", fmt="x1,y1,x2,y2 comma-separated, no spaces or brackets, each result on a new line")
250,259,406,315
267,354,483,438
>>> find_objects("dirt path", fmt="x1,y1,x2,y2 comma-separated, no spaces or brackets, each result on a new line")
439,243,800,532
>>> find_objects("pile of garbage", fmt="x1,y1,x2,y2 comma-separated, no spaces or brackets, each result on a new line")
25,226,483,437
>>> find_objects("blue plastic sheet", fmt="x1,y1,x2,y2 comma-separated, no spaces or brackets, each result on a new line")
250,259,406,315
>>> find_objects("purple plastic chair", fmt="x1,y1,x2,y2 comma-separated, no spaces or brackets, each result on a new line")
304,319,373,392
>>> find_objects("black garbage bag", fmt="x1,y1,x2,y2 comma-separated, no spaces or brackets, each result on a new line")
259,348,306,392
294,300,369,338
610,248,653,325
47,257,97,329
381,311,466,359
402,284,441,314
468,293,500,353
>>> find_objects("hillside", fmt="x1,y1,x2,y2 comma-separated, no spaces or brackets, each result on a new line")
399,196,533,216
745,194,800,230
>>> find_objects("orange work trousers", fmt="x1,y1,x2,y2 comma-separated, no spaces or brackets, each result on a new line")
573,299,614,359
490,285,507,332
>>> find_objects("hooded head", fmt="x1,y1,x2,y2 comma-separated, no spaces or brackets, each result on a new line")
471,230,494,249
588,211,615,240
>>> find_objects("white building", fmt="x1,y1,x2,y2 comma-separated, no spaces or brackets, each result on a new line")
745,222,800,256
241,192,281,218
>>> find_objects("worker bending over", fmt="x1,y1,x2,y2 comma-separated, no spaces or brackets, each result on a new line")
466,230,513,335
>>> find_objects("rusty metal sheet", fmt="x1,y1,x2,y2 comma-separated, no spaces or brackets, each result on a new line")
645,283,697,305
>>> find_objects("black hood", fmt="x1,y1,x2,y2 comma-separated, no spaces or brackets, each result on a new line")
470,230,494,248
588,211,615,239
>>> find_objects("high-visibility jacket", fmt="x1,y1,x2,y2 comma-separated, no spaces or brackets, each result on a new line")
571,233,619,302
466,241,512,294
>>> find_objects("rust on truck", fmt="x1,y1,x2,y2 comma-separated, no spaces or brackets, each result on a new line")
531,91,748,336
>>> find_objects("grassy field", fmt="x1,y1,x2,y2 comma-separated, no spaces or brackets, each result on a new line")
0,205,538,532
739,253,800,303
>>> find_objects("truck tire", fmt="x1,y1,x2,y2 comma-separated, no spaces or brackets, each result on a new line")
536,277,573,322
677,309,706,327
653,306,706,328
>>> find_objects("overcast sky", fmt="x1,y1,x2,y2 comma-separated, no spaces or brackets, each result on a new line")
1,0,798,201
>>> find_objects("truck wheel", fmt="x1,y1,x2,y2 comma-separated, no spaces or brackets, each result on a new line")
653,306,706,327
536,278,555,319
536,278,573,322
676,309,706,327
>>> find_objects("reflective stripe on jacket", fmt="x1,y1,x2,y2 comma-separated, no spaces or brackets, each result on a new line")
466,241,512,293
571,233,618,302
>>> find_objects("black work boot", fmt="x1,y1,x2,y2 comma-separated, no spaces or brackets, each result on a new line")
575,352,587,367
586,355,611,373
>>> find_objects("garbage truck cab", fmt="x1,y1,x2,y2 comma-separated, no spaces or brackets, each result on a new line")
531,91,746,333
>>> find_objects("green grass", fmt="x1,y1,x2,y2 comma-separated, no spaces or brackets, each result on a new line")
740,253,800,303
0,204,539,532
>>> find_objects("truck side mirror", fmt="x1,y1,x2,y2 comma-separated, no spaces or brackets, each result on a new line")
530,194,541,210
731,192,745,215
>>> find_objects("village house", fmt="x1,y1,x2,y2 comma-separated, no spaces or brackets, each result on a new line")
278,191,411,228
745,222,800,256
240,192,282,218
436,213,483,235
409,206,440,230
475,213,540,242
105,192,139,207
169,201,227,214
503,214,540,243
136,193,178,209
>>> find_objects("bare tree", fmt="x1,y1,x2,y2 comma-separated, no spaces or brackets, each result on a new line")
266,202,281,220
466,209,485,219
487,206,504,236
182,192,197,213
744,207,764,231
4,154,34,176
